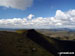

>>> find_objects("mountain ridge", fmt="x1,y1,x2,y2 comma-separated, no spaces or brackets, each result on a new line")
0,29,75,56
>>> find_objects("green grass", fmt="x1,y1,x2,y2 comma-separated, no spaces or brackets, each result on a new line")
0,30,54,56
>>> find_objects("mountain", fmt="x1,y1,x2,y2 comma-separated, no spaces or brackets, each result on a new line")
50,28,75,32
36,28,75,32
0,29,54,56
0,29,75,56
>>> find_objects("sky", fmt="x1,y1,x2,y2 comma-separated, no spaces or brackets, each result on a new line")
0,0,75,29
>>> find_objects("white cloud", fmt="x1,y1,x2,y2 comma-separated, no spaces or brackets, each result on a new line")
0,10,75,28
27,14,34,20
0,0,33,10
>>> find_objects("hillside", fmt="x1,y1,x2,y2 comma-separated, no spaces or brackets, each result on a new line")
36,29,75,40
0,29,75,56
0,30,55,56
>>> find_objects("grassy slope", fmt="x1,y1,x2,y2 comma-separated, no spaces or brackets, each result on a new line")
37,30,75,40
15,29,75,56
0,31,54,56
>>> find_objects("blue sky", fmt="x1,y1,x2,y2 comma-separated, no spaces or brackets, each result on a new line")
0,0,75,28
0,0,75,18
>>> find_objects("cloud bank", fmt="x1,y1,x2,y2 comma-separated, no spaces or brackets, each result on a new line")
0,0,33,10
0,10,75,28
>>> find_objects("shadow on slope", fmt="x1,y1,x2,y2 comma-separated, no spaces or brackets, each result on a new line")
0,30,53,56
1,29,75,56
23,29,75,56
23,29,59,56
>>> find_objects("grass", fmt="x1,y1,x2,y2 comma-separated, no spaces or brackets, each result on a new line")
0,30,54,56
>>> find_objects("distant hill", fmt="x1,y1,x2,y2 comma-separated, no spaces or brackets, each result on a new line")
0,28,75,32
0,29,75,56
36,28,75,32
